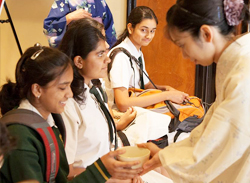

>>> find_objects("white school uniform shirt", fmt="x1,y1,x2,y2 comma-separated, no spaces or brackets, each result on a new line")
109,37,150,89
62,83,110,168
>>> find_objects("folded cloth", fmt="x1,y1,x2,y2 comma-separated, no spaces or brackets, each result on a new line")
120,106,170,146
117,106,190,146
141,170,173,183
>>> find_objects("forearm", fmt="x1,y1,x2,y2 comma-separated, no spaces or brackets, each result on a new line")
72,159,111,183
145,82,175,91
115,92,169,112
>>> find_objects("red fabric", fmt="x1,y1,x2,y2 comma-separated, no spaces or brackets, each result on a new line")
37,128,52,182
47,127,60,177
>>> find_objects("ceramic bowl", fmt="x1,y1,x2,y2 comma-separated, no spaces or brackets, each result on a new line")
117,146,150,169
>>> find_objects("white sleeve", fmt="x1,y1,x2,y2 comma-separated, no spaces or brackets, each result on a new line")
158,63,250,182
61,99,82,164
109,52,135,89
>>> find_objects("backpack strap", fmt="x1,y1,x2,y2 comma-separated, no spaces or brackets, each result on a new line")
108,47,137,75
108,48,184,137
90,86,131,147
117,131,130,146
0,109,60,183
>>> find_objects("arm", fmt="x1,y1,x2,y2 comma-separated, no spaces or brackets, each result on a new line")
43,0,91,47
73,149,142,182
102,0,117,47
109,52,188,111
114,87,189,112
145,82,178,91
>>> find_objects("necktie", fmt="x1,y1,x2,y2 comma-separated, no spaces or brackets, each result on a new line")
89,86,118,149
138,56,145,89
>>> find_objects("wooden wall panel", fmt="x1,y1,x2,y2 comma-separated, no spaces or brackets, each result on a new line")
137,0,195,95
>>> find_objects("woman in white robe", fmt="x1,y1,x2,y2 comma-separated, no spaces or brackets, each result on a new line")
139,0,250,182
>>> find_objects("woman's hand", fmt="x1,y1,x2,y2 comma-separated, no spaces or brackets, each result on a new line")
116,107,137,130
66,9,92,24
137,142,161,157
137,143,162,175
101,149,142,180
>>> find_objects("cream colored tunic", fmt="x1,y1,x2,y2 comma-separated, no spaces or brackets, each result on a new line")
159,33,250,183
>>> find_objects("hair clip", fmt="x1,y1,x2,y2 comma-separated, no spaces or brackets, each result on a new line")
31,43,44,60
30,49,44,60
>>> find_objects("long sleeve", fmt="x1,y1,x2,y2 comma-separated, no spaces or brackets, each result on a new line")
43,0,117,48
70,159,111,183
0,124,111,183
102,1,117,47
43,0,70,47
158,34,250,183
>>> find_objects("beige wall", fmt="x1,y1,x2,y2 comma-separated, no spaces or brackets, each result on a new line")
0,0,126,85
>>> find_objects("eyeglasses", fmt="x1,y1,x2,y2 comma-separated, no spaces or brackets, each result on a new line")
30,43,44,60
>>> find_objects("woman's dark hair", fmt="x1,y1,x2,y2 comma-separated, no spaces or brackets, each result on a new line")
113,6,158,48
166,0,245,38
0,122,16,158
59,18,105,104
0,45,72,115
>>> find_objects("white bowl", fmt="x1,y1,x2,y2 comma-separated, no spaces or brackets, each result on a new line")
117,146,150,169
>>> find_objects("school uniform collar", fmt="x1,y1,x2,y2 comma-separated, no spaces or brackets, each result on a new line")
18,99,55,127
124,37,143,59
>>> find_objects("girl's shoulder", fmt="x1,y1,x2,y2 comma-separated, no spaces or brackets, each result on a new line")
7,124,43,152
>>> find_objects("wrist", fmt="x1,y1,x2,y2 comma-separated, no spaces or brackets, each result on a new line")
66,14,72,25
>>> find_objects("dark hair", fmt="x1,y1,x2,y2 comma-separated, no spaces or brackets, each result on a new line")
0,122,16,157
0,45,72,115
113,6,158,48
166,0,244,38
59,18,105,104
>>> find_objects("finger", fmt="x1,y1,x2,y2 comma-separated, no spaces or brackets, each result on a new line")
109,149,126,157
137,143,148,148
142,154,161,173
140,163,158,175
112,168,142,180
115,160,141,169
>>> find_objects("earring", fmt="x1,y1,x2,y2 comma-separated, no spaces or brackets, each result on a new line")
37,95,41,99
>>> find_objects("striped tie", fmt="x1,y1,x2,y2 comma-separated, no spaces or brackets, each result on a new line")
138,56,145,89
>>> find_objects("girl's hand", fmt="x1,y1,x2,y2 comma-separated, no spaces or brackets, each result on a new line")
164,90,189,104
101,149,142,180
117,107,137,130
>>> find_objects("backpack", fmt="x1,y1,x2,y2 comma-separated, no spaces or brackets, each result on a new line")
0,109,65,183
109,47,205,142
129,88,205,142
